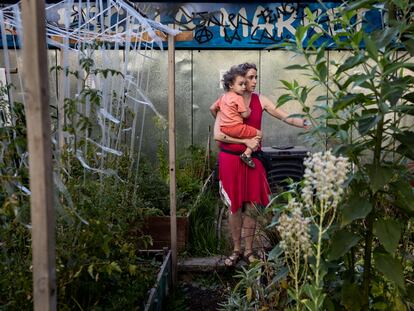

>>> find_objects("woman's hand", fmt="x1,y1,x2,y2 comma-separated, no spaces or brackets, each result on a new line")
244,137,260,151
302,118,311,130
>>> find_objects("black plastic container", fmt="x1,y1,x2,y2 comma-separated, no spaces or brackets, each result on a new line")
262,146,308,193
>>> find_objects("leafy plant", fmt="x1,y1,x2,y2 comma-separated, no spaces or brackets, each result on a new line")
277,0,414,309
219,251,289,311
0,45,166,309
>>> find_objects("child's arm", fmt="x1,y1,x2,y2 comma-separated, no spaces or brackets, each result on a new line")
240,107,251,118
210,99,220,118
236,95,250,118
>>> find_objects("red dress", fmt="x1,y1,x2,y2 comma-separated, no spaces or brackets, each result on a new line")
218,93,271,214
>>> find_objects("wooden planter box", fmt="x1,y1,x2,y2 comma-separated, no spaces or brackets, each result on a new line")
142,216,189,251
142,249,172,311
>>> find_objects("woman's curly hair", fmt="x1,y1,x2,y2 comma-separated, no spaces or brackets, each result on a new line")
238,63,257,75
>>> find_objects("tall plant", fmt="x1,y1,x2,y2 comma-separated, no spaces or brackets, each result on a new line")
277,0,414,309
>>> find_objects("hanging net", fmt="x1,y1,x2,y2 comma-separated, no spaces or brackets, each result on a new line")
0,0,178,209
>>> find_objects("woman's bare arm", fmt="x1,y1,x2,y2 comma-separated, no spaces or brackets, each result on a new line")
260,94,309,129
213,112,260,150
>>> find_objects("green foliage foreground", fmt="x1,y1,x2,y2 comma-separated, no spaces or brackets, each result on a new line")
222,0,414,310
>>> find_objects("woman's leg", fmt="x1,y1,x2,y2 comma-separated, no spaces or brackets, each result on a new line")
242,203,257,260
229,208,242,252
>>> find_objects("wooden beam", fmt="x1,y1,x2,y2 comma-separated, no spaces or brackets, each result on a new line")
168,33,177,285
21,1,56,310
49,31,193,45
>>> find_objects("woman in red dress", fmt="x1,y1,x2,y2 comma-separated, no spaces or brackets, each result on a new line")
213,63,309,266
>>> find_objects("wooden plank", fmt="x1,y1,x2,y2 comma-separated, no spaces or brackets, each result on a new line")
57,49,65,151
21,1,56,310
142,216,189,251
177,256,248,272
112,30,193,42
50,31,193,45
168,33,177,285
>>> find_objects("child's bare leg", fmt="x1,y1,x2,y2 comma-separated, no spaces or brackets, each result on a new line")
243,147,252,157
243,129,261,157
240,128,260,168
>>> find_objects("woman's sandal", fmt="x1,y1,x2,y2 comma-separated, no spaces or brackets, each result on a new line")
224,251,242,267
240,153,255,168
243,252,259,265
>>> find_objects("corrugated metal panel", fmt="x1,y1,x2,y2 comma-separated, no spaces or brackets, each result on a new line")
260,50,325,149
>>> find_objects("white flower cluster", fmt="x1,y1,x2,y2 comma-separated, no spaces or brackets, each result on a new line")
301,150,350,210
277,199,312,259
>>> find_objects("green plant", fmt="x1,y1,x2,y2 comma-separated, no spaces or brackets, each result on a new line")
219,252,289,311
278,0,414,309
188,187,227,256
0,45,166,309
274,151,350,310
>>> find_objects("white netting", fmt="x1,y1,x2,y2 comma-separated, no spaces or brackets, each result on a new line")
0,0,178,212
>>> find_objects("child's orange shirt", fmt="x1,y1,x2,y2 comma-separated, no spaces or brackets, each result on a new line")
212,91,247,127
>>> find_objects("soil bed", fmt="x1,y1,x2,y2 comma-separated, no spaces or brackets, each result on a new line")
165,271,237,311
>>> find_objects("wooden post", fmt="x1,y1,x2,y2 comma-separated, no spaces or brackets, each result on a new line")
58,49,65,151
168,33,177,284
21,1,56,310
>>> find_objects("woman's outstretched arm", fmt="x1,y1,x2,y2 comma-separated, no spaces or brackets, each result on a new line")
260,94,310,129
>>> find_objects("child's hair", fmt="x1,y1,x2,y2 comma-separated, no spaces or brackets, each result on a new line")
222,65,245,91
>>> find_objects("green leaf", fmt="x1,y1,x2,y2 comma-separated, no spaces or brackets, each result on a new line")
357,114,381,135
343,74,373,89
88,264,94,278
333,93,366,111
365,164,394,193
304,7,315,23
390,104,414,115
287,113,305,119
268,245,283,261
336,53,367,75
364,34,378,60
374,218,401,254
315,95,330,102
406,285,414,303
395,131,414,160
402,92,414,103
374,252,405,290
277,94,294,107
303,284,326,310
344,0,374,11
307,33,322,48
272,266,289,283
295,25,308,46
372,26,399,50
300,87,308,104
328,229,361,261
280,80,293,90
284,64,309,70
390,180,414,216
316,44,326,63
341,195,372,227
341,282,363,311
383,62,414,76
316,61,327,82
403,38,414,56
395,131,414,152
110,261,122,273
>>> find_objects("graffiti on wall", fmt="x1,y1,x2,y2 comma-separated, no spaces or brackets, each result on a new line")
0,2,383,49
133,2,383,48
